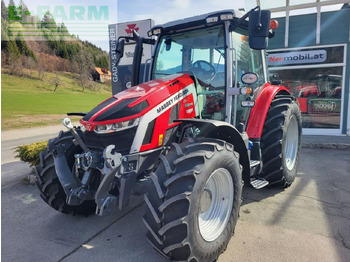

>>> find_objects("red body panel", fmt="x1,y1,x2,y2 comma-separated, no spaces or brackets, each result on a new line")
139,85,197,152
246,83,290,139
80,73,197,153
81,74,195,129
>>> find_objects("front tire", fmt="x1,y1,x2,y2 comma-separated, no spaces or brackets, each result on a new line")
143,138,243,262
35,131,96,216
260,94,302,187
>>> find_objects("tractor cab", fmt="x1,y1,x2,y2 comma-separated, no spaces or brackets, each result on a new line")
149,14,269,128
118,7,274,130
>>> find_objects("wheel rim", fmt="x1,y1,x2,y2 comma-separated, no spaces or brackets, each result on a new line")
285,115,299,170
198,168,234,242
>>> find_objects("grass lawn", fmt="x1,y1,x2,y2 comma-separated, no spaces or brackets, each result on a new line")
1,70,112,130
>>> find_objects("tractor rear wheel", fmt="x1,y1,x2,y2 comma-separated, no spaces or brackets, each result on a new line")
260,94,302,187
35,131,96,216
143,138,243,262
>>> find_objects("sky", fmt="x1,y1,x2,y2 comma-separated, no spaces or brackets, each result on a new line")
4,0,245,51
4,0,344,51
118,0,245,24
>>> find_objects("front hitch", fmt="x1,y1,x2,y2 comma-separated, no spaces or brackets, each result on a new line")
95,145,123,216
48,138,81,197
48,119,97,206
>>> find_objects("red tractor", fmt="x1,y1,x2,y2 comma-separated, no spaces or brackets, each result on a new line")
35,7,302,262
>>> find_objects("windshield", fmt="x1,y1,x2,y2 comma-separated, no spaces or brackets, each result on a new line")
152,25,226,88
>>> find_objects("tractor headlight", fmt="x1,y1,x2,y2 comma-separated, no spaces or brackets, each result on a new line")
94,118,140,134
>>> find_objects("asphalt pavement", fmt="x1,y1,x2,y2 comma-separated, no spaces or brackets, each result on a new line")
1,125,350,262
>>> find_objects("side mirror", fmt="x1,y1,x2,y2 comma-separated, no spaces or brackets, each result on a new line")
165,37,172,51
116,39,125,57
248,9,271,50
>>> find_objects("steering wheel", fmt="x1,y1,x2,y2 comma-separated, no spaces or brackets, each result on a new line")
192,60,216,81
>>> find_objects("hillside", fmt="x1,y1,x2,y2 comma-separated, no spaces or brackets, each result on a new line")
1,69,111,130
1,0,113,130
1,0,110,78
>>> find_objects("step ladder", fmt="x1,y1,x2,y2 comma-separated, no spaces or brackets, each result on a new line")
249,160,269,189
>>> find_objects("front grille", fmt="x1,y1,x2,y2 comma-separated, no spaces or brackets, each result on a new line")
83,127,137,154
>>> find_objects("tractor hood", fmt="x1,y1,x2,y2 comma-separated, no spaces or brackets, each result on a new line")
80,74,194,132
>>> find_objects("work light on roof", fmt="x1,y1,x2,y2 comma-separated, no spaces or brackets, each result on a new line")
220,14,234,20
206,16,219,23
153,28,162,35
147,28,162,37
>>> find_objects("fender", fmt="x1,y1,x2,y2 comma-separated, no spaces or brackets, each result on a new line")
176,118,251,184
246,83,290,139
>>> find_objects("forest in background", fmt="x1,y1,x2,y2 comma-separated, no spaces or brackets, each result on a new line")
1,0,111,91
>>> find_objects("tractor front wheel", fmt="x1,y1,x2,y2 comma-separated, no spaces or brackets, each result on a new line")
260,94,302,187
35,131,96,216
143,138,243,262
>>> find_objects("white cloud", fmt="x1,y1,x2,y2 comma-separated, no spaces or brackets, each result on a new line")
174,0,191,9
121,0,245,25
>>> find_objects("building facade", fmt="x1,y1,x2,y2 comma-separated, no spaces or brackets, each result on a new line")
267,6,350,135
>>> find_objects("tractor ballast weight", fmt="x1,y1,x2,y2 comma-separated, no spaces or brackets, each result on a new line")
35,6,302,262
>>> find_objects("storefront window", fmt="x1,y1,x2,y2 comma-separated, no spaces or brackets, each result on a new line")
268,45,345,129
270,67,342,128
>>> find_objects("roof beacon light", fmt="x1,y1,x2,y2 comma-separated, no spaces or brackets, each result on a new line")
270,20,279,30
206,16,219,23
220,14,234,20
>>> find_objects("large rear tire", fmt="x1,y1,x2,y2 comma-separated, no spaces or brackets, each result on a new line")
143,138,243,262
35,132,96,216
260,94,302,187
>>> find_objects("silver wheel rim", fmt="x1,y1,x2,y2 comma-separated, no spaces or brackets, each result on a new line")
285,115,299,170
198,168,234,242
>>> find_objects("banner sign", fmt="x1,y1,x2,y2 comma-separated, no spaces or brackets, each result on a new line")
109,19,154,94
268,50,327,66
268,46,344,67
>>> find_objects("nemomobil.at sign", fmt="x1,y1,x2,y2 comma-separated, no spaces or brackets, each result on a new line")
268,50,327,66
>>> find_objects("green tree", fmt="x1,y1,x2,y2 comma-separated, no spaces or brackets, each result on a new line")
95,55,109,69
15,34,36,62
59,23,68,35
8,0,15,7
57,39,69,59
1,18,9,50
7,39,20,58
41,11,56,30
19,0,31,23
8,0,20,22
1,0,8,20
67,42,81,58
